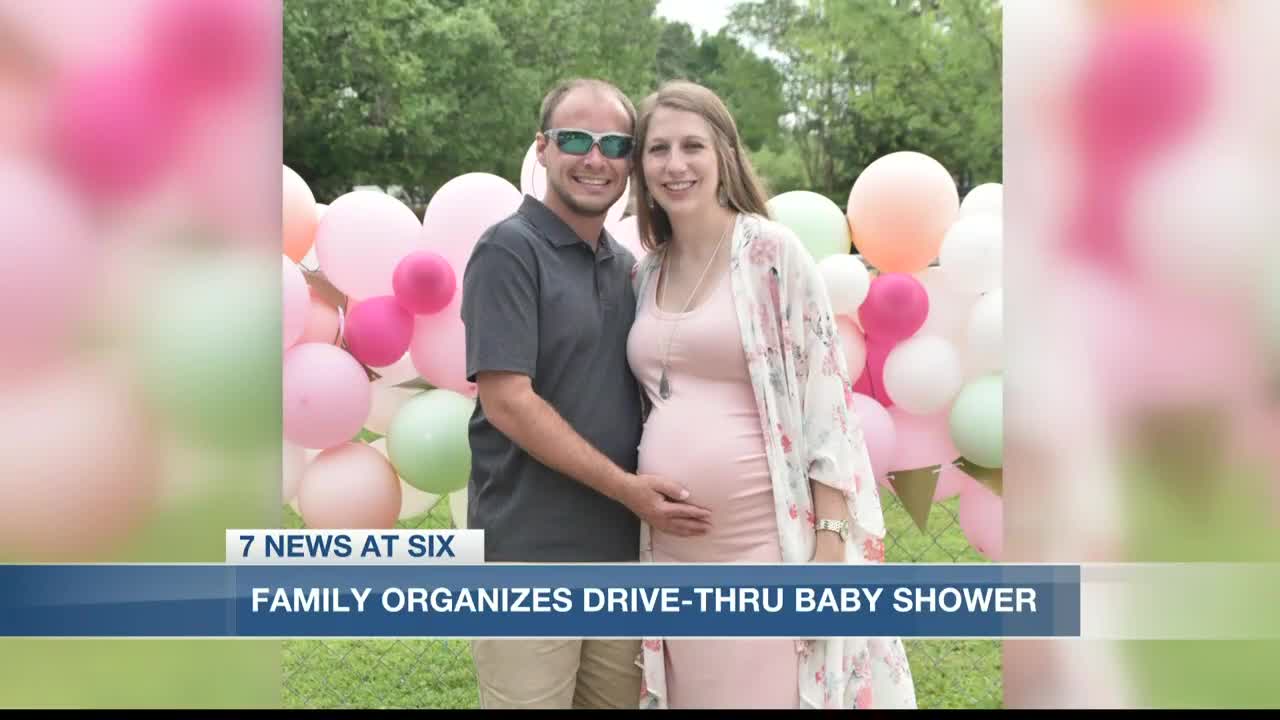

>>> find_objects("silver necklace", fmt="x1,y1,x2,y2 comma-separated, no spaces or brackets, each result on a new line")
656,215,735,400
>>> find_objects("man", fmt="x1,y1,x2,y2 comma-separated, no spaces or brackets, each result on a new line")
460,78,713,709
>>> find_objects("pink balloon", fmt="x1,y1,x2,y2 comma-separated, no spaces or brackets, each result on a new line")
299,290,341,345
344,296,414,368
283,441,306,505
851,393,895,481
0,160,95,379
859,273,929,341
282,256,309,349
934,463,970,503
298,442,401,529
958,480,1003,561
415,173,521,395
393,251,456,315
315,190,419,301
48,58,183,203
283,343,372,450
887,406,961,501
143,0,271,106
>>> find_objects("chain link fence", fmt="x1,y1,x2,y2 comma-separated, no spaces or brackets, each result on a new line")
281,492,1001,709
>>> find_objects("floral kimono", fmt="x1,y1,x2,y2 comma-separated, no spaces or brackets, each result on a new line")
629,212,918,710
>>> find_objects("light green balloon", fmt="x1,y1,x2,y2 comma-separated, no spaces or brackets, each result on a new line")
766,191,852,263
386,389,476,494
949,374,1003,469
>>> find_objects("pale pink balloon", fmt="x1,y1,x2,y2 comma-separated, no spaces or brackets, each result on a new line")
851,393,895,481
283,343,372,450
282,256,309,349
837,316,867,382
345,296,414,368
0,360,157,560
885,406,962,501
393,250,456,315
0,160,96,380
299,290,341,345
415,173,521,395
298,442,401,529
315,190,419,301
365,385,417,436
370,350,421,387
958,479,1003,561
934,463,971,503
606,215,648,260
283,441,306,504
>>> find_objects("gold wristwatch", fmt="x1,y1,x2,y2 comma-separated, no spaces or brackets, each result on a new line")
816,519,850,542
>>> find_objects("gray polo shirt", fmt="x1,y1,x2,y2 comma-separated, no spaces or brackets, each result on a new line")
461,195,642,562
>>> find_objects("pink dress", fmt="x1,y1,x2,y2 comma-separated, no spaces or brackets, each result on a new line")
626,267,800,709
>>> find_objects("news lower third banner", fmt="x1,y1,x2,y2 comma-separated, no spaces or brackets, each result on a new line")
0,530,1084,639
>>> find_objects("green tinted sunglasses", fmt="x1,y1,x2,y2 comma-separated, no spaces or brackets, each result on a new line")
544,128,634,159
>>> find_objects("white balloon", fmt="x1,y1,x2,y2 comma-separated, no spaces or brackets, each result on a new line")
839,319,867,380
519,140,630,224
966,289,1003,376
370,350,421,387
365,385,418,435
939,214,1002,294
818,255,871,316
913,266,979,346
883,335,963,415
283,441,306,504
449,488,468,529
960,183,1002,219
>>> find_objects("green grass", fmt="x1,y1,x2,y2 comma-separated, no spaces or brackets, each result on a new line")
281,494,1002,709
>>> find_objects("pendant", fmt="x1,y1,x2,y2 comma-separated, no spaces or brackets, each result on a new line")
658,368,671,400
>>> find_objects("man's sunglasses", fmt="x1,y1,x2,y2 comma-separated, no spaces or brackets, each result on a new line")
544,128,634,159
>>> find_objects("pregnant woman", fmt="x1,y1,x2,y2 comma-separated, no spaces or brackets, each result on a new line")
625,81,917,710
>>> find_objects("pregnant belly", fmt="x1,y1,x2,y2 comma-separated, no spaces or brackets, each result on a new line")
638,402,781,562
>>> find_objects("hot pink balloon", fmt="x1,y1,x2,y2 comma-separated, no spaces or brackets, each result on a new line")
958,480,1003,561
344,296,414,368
299,290,341,345
851,393,895,481
393,251,456,315
315,190,419,301
48,59,183,203
283,343,372,450
415,173,521,395
282,256,309,349
860,338,895,408
298,442,401,529
859,273,929,341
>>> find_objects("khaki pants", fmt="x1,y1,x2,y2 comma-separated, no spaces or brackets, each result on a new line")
470,638,642,709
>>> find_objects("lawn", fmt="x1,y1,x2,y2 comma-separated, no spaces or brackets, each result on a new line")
281,494,1002,709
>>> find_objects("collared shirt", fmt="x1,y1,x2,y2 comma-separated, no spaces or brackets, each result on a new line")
630,213,917,709
461,195,642,562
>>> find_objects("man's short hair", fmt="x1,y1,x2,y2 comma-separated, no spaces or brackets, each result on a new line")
538,78,637,134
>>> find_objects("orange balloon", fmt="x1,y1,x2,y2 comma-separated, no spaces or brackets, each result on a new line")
846,152,959,274
283,165,318,263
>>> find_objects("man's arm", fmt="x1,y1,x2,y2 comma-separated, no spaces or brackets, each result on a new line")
476,371,711,537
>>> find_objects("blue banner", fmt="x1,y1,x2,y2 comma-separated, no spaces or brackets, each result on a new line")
0,564,1080,638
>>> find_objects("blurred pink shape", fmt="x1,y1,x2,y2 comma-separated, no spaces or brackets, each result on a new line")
958,479,1003,561
0,159,95,379
393,251,456,315
46,57,183,203
299,289,341,345
143,0,271,107
851,393,896,482
314,190,420,301
298,442,401,529
413,173,521,397
0,360,157,560
282,256,308,349
344,296,414,368
283,343,372,450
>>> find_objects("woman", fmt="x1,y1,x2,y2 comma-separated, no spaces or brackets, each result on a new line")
624,80,917,710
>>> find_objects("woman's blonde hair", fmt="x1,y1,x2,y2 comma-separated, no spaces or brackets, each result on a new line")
631,81,771,252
